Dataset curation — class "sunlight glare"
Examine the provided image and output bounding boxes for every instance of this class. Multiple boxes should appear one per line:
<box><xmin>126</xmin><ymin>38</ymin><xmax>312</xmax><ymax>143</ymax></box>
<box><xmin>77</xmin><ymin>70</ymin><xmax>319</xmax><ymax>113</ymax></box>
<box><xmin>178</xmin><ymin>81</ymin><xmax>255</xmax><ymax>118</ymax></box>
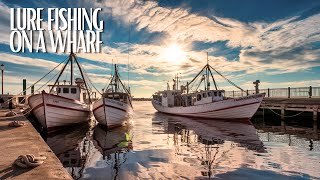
<box><xmin>161</xmin><ymin>44</ymin><xmax>186</xmax><ymax>64</ymax></box>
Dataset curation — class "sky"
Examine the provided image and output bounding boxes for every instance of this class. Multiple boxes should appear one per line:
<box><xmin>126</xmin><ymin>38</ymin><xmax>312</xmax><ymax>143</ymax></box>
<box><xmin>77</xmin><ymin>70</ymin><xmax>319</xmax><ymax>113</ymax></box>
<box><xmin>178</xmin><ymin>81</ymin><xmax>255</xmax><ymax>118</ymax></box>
<box><xmin>0</xmin><ymin>0</ymin><xmax>320</xmax><ymax>97</ymax></box>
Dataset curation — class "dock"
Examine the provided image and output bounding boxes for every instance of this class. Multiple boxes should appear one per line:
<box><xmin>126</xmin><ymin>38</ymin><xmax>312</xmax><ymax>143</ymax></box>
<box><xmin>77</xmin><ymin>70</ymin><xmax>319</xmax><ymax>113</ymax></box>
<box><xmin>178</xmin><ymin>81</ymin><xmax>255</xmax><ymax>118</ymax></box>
<box><xmin>225</xmin><ymin>86</ymin><xmax>320</xmax><ymax>121</ymax></box>
<box><xmin>260</xmin><ymin>98</ymin><xmax>320</xmax><ymax>121</ymax></box>
<box><xmin>0</xmin><ymin>109</ymin><xmax>72</xmax><ymax>180</ymax></box>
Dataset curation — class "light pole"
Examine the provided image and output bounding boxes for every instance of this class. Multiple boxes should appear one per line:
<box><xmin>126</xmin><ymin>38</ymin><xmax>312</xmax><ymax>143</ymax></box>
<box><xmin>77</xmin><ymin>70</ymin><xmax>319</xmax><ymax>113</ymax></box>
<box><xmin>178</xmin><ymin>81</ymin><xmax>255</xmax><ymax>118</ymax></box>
<box><xmin>1</xmin><ymin>64</ymin><xmax>4</xmax><ymax>95</ymax></box>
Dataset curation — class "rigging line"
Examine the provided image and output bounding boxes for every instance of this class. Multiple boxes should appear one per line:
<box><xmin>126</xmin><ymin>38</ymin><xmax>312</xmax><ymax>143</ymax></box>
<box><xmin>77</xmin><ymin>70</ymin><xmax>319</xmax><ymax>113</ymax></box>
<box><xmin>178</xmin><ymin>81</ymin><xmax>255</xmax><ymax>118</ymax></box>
<box><xmin>185</xmin><ymin>65</ymin><xmax>207</xmax><ymax>87</ymax></box>
<box><xmin>15</xmin><ymin>72</ymin><xmax>60</xmax><ymax>106</ymax></box>
<box><xmin>102</xmin><ymin>76</ymin><xmax>112</xmax><ymax>93</ymax></box>
<box><xmin>78</xmin><ymin>62</ymin><xmax>102</xmax><ymax>95</ymax></box>
<box><xmin>189</xmin><ymin>71</ymin><xmax>202</xmax><ymax>91</ymax></box>
<box><xmin>72</xmin><ymin>53</ymin><xmax>92</xmax><ymax>103</ymax></box>
<box><xmin>208</xmin><ymin>64</ymin><xmax>246</xmax><ymax>92</ymax></box>
<box><xmin>4</xmin><ymin>56</ymin><xmax>69</xmax><ymax>104</ymax></box>
<box><xmin>208</xmin><ymin>66</ymin><xmax>218</xmax><ymax>90</ymax></box>
<box><xmin>127</xmin><ymin>21</ymin><xmax>131</xmax><ymax>89</ymax></box>
<box><xmin>50</xmin><ymin>55</ymin><xmax>71</xmax><ymax>93</ymax></box>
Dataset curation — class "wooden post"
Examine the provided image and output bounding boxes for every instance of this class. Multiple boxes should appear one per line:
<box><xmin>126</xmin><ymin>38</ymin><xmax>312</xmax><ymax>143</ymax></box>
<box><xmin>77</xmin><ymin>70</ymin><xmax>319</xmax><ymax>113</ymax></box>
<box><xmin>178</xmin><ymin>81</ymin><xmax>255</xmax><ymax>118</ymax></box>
<box><xmin>309</xmin><ymin>86</ymin><xmax>312</xmax><ymax>98</ymax></box>
<box><xmin>313</xmin><ymin>105</ymin><xmax>318</xmax><ymax>122</ymax></box>
<box><xmin>246</xmin><ymin>89</ymin><xmax>249</xmax><ymax>95</ymax></box>
<box><xmin>313</xmin><ymin>121</ymin><xmax>318</xmax><ymax>133</ymax></box>
<box><xmin>288</xmin><ymin>87</ymin><xmax>290</xmax><ymax>98</ymax></box>
<box><xmin>281</xmin><ymin>105</ymin><xmax>286</xmax><ymax>120</ymax></box>
<box><xmin>267</xmin><ymin>88</ymin><xmax>270</xmax><ymax>97</ymax></box>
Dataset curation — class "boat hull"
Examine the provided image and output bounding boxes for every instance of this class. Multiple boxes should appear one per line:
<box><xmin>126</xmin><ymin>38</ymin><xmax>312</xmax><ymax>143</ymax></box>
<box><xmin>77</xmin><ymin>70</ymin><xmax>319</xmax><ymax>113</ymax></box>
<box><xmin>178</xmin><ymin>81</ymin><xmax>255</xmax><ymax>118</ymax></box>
<box><xmin>92</xmin><ymin>98</ymin><xmax>133</xmax><ymax>128</ymax></box>
<box><xmin>28</xmin><ymin>92</ymin><xmax>91</xmax><ymax>130</ymax></box>
<box><xmin>152</xmin><ymin>93</ymin><xmax>265</xmax><ymax>119</ymax></box>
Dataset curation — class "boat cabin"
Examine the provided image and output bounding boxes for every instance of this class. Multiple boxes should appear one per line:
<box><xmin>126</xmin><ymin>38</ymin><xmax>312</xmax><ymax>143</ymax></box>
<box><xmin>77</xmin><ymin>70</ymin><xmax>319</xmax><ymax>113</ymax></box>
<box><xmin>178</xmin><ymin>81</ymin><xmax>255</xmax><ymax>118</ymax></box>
<box><xmin>192</xmin><ymin>90</ymin><xmax>224</xmax><ymax>105</ymax></box>
<box><xmin>51</xmin><ymin>85</ymin><xmax>85</xmax><ymax>102</ymax></box>
<box><xmin>103</xmin><ymin>92</ymin><xmax>130</xmax><ymax>104</ymax></box>
<box><xmin>153</xmin><ymin>90</ymin><xmax>225</xmax><ymax>107</ymax></box>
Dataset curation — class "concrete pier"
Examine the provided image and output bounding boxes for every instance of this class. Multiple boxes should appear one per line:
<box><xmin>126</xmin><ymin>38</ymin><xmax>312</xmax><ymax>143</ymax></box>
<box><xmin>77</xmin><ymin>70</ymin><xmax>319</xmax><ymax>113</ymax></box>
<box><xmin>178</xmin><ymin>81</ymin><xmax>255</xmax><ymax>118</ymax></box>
<box><xmin>0</xmin><ymin>109</ymin><xmax>72</xmax><ymax>179</ymax></box>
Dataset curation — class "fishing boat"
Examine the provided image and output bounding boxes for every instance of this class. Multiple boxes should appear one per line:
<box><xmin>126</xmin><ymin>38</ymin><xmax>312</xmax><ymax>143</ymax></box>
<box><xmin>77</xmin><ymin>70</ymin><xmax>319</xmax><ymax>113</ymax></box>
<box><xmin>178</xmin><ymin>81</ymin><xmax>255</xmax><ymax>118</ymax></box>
<box><xmin>92</xmin><ymin>65</ymin><xmax>133</xmax><ymax>128</ymax></box>
<box><xmin>28</xmin><ymin>52</ymin><xmax>93</xmax><ymax>131</ymax></box>
<box><xmin>152</xmin><ymin>57</ymin><xmax>265</xmax><ymax>120</ymax></box>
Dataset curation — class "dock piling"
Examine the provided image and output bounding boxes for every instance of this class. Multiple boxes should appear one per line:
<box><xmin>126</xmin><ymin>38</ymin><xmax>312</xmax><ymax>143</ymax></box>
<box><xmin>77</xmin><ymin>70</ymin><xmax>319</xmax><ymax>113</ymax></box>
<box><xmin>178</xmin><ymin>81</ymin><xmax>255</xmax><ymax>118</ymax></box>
<box><xmin>313</xmin><ymin>105</ymin><xmax>318</xmax><ymax>122</ymax></box>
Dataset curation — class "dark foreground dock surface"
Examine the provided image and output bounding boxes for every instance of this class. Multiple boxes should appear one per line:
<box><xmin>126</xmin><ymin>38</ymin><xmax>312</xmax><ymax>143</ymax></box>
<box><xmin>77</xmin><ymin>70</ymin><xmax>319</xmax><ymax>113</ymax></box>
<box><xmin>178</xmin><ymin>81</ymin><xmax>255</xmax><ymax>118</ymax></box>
<box><xmin>0</xmin><ymin>109</ymin><xmax>72</xmax><ymax>180</ymax></box>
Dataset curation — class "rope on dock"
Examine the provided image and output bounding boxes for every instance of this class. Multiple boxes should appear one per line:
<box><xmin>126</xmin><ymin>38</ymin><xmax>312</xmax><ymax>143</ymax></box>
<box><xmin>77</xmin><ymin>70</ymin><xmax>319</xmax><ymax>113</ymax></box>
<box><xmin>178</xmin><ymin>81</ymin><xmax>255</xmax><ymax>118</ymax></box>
<box><xmin>8</xmin><ymin>121</ymin><xmax>25</xmax><ymax>127</ymax></box>
<box><xmin>5</xmin><ymin>111</ymin><xmax>17</xmax><ymax>117</ymax></box>
<box><xmin>14</xmin><ymin>154</ymin><xmax>46</xmax><ymax>168</ymax></box>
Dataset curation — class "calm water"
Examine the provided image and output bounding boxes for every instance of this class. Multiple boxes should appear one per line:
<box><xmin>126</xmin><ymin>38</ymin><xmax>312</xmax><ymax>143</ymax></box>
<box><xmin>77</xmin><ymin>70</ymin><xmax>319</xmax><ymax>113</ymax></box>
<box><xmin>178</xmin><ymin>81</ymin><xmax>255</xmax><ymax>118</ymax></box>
<box><xmin>45</xmin><ymin>101</ymin><xmax>320</xmax><ymax>180</ymax></box>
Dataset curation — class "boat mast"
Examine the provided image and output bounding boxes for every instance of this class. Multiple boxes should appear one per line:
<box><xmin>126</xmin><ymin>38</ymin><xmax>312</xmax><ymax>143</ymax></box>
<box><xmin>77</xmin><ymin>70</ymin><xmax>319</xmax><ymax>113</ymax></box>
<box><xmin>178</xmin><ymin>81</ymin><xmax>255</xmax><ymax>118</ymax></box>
<box><xmin>73</xmin><ymin>53</ymin><xmax>92</xmax><ymax>103</ymax></box>
<box><xmin>206</xmin><ymin>52</ymin><xmax>210</xmax><ymax>90</ymax></box>
<box><xmin>70</xmin><ymin>51</ymin><xmax>73</xmax><ymax>85</ymax></box>
<box><xmin>114</xmin><ymin>64</ymin><xmax>118</xmax><ymax>92</ymax></box>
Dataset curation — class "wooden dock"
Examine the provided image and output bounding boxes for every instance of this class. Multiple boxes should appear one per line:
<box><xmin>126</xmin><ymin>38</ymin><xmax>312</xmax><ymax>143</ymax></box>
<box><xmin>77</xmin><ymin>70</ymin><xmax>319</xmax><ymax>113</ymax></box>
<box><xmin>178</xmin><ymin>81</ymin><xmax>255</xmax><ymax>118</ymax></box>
<box><xmin>260</xmin><ymin>98</ymin><xmax>320</xmax><ymax>121</ymax></box>
<box><xmin>0</xmin><ymin>109</ymin><xmax>72</xmax><ymax>180</ymax></box>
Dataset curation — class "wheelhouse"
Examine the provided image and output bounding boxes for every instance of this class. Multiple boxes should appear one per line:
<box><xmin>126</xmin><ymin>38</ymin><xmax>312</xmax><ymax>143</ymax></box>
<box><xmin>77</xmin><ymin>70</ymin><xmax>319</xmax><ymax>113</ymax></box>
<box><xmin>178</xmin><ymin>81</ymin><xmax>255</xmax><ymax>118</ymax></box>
<box><xmin>153</xmin><ymin>89</ymin><xmax>225</xmax><ymax>107</ymax></box>
<box><xmin>103</xmin><ymin>92</ymin><xmax>130</xmax><ymax>104</ymax></box>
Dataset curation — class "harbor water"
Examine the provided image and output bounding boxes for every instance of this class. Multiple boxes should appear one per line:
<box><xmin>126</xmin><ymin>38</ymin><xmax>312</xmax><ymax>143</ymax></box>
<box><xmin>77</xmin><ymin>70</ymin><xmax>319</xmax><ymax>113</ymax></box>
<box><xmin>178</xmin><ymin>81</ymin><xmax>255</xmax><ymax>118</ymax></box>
<box><xmin>42</xmin><ymin>101</ymin><xmax>319</xmax><ymax>179</ymax></box>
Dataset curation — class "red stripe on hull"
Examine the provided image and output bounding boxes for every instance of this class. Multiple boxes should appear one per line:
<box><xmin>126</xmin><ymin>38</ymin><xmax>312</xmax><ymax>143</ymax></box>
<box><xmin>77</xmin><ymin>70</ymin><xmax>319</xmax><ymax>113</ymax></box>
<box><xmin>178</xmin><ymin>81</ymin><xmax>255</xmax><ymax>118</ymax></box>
<box><xmin>183</xmin><ymin>101</ymin><xmax>260</xmax><ymax>114</ymax></box>
<box><xmin>32</xmin><ymin>103</ymin><xmax>44</xmax><ymax>112</ymax></box>
<box><xmin>46</xmin><ymin>104</ymin><xmax>90</xmax><ymax>113</ymax></box>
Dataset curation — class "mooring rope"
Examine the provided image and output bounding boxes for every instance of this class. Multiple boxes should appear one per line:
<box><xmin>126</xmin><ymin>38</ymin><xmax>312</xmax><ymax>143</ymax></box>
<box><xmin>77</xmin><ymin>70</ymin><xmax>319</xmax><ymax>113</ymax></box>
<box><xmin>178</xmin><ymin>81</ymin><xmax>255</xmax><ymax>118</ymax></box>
<box><xmin>261</xmin><ymin>102</ymin><xmax>305</xmax><ymax>118</ymax></box>
<box><xmin>14</xmin><ymin>154</ymin><xmax>46</xmax><ymax>168</ymax></box>
<box><xmin>8</xmin><ymin>121</ymin><xmax>25</xmax><ymax>127</ymax></box>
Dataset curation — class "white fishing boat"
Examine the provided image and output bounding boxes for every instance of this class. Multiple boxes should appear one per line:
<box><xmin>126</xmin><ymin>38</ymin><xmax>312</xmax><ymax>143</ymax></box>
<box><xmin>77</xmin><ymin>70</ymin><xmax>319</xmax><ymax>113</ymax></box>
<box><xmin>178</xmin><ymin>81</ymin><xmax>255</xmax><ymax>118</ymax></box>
<box><xmin>152</xmin><ymin>58</ymin><xmax>265</xmax><ymax>120</ymax></box>
<box><xmin>93</xmin><ymin>65</ymin><xmax>133</xmax><ymax>128</ymax></box>
<box><xmin>28</xmin><ymin>52</ymin><xmax>93</xmax><ymax>131</ymax></box>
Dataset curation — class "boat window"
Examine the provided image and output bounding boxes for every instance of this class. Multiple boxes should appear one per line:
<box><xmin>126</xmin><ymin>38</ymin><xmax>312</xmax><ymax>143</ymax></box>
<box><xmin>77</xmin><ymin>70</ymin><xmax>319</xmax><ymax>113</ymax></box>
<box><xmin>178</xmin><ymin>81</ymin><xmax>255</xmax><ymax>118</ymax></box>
<box><xmin>57</xmin><ymin>88</ymin><xmax>61</xmax><ymax>93</ymax></box>
<box><xmin>203</xmin><ymin>93</ymin><xmax>207</xmax><ymax>98</ymax></box>
<box><xmin>63</xmin><ymin>88</ymin><xmax>69</xmax><ymax>93</ymax></box>
<box><xmin>71</xmin><ymin>88</ymin><xmax>77</xmax><ymax>94</ymax></box>
<box><xmin>218</xmin><ymin>92</ymin><xmax>222</xmax><ymax>96</ymax></box>
<box><xmin>208</xmin><ymin>92</ymin><xmax>212</xmax><ymax>97</ymax></box>
<box><xmin>214</xmin><ymin>92</ymin><xmax>217</xmax><ymax>96</ymax></box>
<box><xmin>197</xmin><ymin>94</ymin><xmax>201</xmax><ymax>101</ymax></box>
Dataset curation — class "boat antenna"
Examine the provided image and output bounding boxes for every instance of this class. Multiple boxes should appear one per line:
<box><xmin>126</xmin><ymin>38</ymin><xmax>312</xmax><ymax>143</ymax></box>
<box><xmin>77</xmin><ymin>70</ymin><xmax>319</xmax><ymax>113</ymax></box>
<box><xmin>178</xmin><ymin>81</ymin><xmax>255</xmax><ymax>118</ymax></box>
<box><xmin>206</xmin><ymin>52</ymin><xmax>210</xmax><ymax>90</ymax></box>
<box><xmin>127</xmin><ymin>21</ymin><xmax>131</xmax><ymax>90</ymax></box>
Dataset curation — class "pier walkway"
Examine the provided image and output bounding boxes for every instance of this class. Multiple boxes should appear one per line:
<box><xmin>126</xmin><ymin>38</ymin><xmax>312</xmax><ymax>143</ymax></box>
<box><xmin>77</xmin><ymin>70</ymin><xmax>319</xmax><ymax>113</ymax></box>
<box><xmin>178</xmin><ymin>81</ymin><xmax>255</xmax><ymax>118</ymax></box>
<box><xmin>0</xmin><ymin>109</ymin><xmax>72</xmax><ymax>180</ymax></box>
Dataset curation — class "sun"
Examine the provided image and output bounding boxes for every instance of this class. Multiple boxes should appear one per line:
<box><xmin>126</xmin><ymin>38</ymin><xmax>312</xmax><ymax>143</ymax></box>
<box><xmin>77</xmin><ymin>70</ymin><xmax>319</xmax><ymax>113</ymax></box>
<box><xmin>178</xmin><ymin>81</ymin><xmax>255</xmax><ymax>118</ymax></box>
<box><xmin>161</xmin><ymin>44</ymin><xmax>186</xmax><ymax>64</ymax></box>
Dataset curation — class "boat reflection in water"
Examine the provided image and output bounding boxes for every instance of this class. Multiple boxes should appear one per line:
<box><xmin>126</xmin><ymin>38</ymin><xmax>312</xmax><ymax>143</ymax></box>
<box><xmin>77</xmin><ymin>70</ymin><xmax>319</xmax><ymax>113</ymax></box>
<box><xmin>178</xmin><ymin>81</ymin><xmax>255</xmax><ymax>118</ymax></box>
<box><xmin>46</xmin><ymin>101</ymin><xmax>320</xmax><ymax>179</ymax></box>
<box><xmin>46</xmin><ymin>124</ymin><xmax>132</xmax><ymax>179</ymax></box>
<box><xmin>151</xmin><ymin>112</ymin><xmax>266</xmax><ymax>179</ymax></box>
<box><xmin>45</xmin><ymin>124</ymin><xmax>91</xmax><ymax>178</ymax></box>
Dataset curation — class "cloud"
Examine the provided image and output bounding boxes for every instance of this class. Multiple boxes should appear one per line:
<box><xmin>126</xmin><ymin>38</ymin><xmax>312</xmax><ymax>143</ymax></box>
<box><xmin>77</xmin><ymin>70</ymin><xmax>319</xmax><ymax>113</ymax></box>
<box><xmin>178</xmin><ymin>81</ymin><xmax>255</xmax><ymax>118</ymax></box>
<box><xmin>80</xmin><ymin>0</ymin><xmax>320</xmax><ymax>76</ymax></box>
<box><xmin>0</xmin><ymin>53</ymin><xmax>59</xmax><ymax>69</ymax></box>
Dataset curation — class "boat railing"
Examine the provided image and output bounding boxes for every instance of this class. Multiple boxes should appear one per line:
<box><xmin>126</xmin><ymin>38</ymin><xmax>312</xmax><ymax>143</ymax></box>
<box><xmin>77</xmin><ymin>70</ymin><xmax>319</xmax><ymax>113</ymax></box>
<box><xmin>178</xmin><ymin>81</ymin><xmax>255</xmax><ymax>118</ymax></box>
<box><xmin>224</xmin><ymin>86</ymin><xmax>320</xmax><ymax>98</ymax></box>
